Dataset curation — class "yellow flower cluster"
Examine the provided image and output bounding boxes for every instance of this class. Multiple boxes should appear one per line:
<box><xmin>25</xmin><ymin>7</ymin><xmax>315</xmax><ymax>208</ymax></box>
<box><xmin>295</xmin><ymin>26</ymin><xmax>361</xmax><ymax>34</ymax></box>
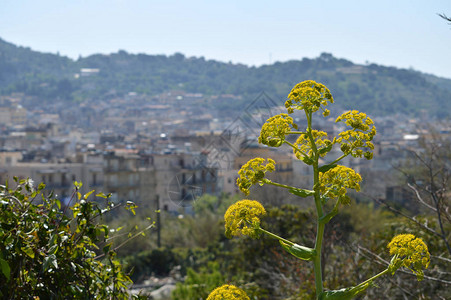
<box><xmin>259</xmin><ymin>113</ymin><xmax>298</xmax><ymax>147</ymax></box>
<box><xmin>335</xmin><ymin>110</ymin><xmax>376</xmax><ymax>159</ymax></box>
<box><xmin>285</xmin><ymin>80</ymin><xmax>334</xmax><ymax>114</ymax></box>
<box><xmin>293</xmin><ymin>130</ymin><xmax>333</xmax><ymax>160</ymax></box>
<box><xmin>387</xmin><ymin>234</ymin><xmax>430</xmax><ymax>281</ymax></box>
<box><xmin>207</xmin><ymin>284</ymin><xmax>250</xmax><ymax>300</ymax></box>
<box><xmin>319</xmin><ymin>165</ymin><xmax>362</xmax><ymax>205</ymax></box>
<box><xmin>224</xmin><ymin>200</ymin><xmax>266</xmax><ymax>239</ymax></box>
<box><xmin>237</xmin><ymin>158</ymin><xmax>275</xmax><ymax>195</ymax></box>
<box><xmin>336</xmin><ymin>110</ymin><xmax>374</xmax><ymax>131</ymax></box>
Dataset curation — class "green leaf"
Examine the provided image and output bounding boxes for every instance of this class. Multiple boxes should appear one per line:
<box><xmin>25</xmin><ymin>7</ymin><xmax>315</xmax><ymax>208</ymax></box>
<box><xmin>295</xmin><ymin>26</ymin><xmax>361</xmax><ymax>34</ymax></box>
<box><xmin>96</xmin><ymin>192</ymin><xmax>108</xmax><ymax>198</ymax></box>
<box><xmin>48</xmin><ymin>244</ymin><xmax>59</xmax><ymax>255</ymax></box>
<box><xmin>0</xmin><ymin>258</ymin><xmax>10</xmax><ymax>280</ymax></box>
<box><xmin>279</xmin><ymin>241</ymin><xmax>315</xmax><ymax>261</ymax></box>
<box><xmin>125</xmin><ymin>201</ymin><xmax>137</xmax><ymax>215</ymax></box>
<box><xmin>103</xmin><ymin>243</ymin><xmax>112</xmax><ymax>255</ymax></box>
<box><xmin>21</xmin><ymin>246</ymin><xmax>35</xmax><ymax>258</ymax></box>
<box><xmin>74</xmin><ymin>181</ymin><xmax>82</xmax><ymax>189</ymax></box>
<box><xmin>319</xmin><ymin>285</ymin><xmax>370</xmax><ymax>300</ymax></box>
<box><xmin>300</xmin><ymin>156</ymin><xmax>314</xmax><ymax>165</ymax></box>
<box><xmin>289</xmin><ymin>188</ymin><xmax>315</xmax><ymax>198</ymax></box>
<box><xmin>38</xmin><ymin>182</ymin><xmax>46</xmax><ymax>190</ymax></box>
<box><xmin>319</xmin><ymin>163</ymin><xmax>337</xmax><ymax>173</ymax></box>
<box><xmin>43</xmin><ymin>254</ymin><xmax>58</xmax><ymax>272</ymax></box>
<box><xmin>48</xmin><ymin>233</ymin><xmax>57</xmax><ymax>247</ymax></box>
<box><xmin>83</xmin><ymin>189</ymin><xmax>95</xmax><ymax>200</ymax></box>
<box><xmin>318</xmin><ymin>144</ymin><xmax>333</xmax><ymax>156</ymax></box>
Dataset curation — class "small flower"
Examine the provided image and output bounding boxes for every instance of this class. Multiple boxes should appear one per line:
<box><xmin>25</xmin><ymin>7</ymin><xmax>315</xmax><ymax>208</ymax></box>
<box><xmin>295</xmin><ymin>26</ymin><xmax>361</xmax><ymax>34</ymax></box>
<box><xmin>259</xmin><ymin>113</ymin><xmax>298</xmax><ymax>147</ymax></box>
<box><xmin>336</xmin><ymin>110</ymin><xmax>376</xmax><ymax>159</ymax></box>
<box><xmin>237</xmin><ymin>158</ymin><xmax>275</xmax><ymax>195</ymax></box>
<box><xmin>207</xmin><ymin>284</ymin><xmax>250</xmax><ymax>300</ymax></box>
<box><xmin>319</xmin><ymin>165</ymin><xmax>362</xmax><ymax>205</ymax></box>
<box><xmin>285</xmin><ymin>80</ymin><xmax>334</xmax><ymax>114</ymax></box>
<box><xmin>387</xmin><ymin>234</ymin><xmax>430</xmax><ymax>281</ymax></box>
<box><xmin>293</xmin><ymin>130</ymin><xmax>333</xmax><ymax>160</ymax></box>
<box><xmin>224</xmin><ymin>200</ymin><xmax>266</xmax><ymax>239</ymax></box>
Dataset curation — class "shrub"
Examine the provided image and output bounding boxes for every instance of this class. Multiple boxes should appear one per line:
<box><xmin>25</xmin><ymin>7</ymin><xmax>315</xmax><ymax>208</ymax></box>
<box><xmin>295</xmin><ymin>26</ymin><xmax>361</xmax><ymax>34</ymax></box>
<box><xmin>0</xmin><ymin>178</ymin><xmax>149</xmax><ymax>299</ymax></box>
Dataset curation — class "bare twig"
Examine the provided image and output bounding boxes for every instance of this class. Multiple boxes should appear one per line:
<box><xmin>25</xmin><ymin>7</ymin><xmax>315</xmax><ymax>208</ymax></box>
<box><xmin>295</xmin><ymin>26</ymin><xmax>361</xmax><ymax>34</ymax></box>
<box><xmin>431</xmin><ymin>255</ymin><xmax>451</xmax><ymax>264</ymax></box>
<box><xmin>94</xmin><ymin>223</ymin><xmax>155</xmax><ymax>260</ymax></box>
<box><xmin>356</xmin><ymin>245</ymin><xmax>451</xmax><ymax>285</ymax></box>
<box><xmin>364</xmin><ymin>192</ymin><xmax>443</xmax><ymax>239</ymax></box>
<box><xmin>438</xmin><ymin>13</ymin><xmax>451</xmax><ymax>23</ymax></box>
<box><xmin>406</xmin><ymin>183</ymin><xmax>436</xmax><ymax>212</ymax></box>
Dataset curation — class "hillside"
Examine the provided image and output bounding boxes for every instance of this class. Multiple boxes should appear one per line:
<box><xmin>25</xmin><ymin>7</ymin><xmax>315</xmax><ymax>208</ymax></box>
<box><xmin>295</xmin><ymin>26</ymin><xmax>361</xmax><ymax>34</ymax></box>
<box><xmin>1</xmin><ymin>38</ymin><xmax>450</xmax><ymax>118</ymax></box>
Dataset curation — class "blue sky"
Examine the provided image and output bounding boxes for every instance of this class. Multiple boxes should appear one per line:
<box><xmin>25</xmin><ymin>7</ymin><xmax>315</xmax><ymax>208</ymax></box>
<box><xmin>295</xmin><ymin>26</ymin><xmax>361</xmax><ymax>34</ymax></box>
<box><xmin>1</xmin><ymin>0</ymin><xmax>451</xmax><ymax>78</ymax></box>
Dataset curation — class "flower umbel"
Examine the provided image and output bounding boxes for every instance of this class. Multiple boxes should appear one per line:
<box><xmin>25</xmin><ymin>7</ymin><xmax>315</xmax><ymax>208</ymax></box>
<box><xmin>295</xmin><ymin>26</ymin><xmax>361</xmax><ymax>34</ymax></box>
<box><xmin>224</xmin><ymin>200</ymin><xmax>266</xmax><ymax>239</ymax></box>
<box><xmin>293</xmin><ymin>130</ymin><xmax>333</xmax><ymax>161</ymax></box>
<box><xmin>285</xmin><ymin>80</ymin><xmax>334</xmax><ymax>114</ymax></box>
<box><xmin>387</xmin><ymin>234</ymin><xmax>430</xmax><ymax>281</ymax></box>
<box><xmin>207</xmin><ymin>284</ymin><xmax>250</xmax><ymax>300</ymax></box>
<box><xmin>335</xmin><ymin>110</ymin><xmax>376</xmax><ymax>159</ymax></box>
<box><xmin>237</xmin><ymin>158</ymin><xmax>275</xmax><ymax>195</ymax></box>
<box><xmin>319</xmin><ymin>165</ymin><xmax>362</xmax><ymax>205</ymax></box>
<box><xmin>259</xmin><ymin>113</ymin><xmax>298</xmax><ymax>147</ymax></box>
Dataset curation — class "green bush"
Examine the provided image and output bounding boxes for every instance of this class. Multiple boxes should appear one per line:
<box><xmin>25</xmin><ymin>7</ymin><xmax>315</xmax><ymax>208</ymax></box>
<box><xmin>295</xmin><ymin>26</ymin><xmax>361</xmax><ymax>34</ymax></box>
<box><xmin>0</xmin><ymin>178</ymin><xmax>148</xmax><ymax>299</ymax></box>
<box><xmin>172</xmin><ymin>262</ymin><xmax>225</xmax><ymax>300</ymax></box>
<box><xmin>124</xmin><ymin>247</ymin><xmax>181</xmax><ymax>282</ymax></box>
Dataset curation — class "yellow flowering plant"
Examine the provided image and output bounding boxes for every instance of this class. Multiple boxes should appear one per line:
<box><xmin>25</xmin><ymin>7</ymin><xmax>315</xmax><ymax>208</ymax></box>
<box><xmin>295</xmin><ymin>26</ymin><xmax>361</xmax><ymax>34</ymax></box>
<box><xmin>335</xmin><ymin>110</ymin><xmax>376</xmax><ymax>159</ymax></box>
<box><xmin>236</xmin><ymin>157</ymin><xmax>276</xmax><ymax>196</ymax></box>
<box><xmin>387</xmin><ymin>234</ymin><xmax>430</xmax><ymax>281</ymax></box>
<box><xmin>206</xmin><ymin>284</ymin><xmax>250</xmax><ymax>300</ymax></box>
<box><xmin>224</xmin><ymin>199</ymin><xmax>266</xmax><ymax>239</ymax></box>
<box><xmin>258</xmin><ymin>113</ymin><xmax>298</xmax><ymax>147</ymax></box>
<box><xmin>208</xmin><ymin>80</ymin><xmax>430</xmax><ymax>300</ymax></box>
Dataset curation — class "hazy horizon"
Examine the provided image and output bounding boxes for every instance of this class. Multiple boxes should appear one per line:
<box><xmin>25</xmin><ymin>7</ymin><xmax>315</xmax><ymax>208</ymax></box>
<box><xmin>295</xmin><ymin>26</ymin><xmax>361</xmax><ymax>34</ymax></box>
<box><xmin>1</xmin><ymin>0</ymin><xmax>451</xmax><ymax>78</ymax></box>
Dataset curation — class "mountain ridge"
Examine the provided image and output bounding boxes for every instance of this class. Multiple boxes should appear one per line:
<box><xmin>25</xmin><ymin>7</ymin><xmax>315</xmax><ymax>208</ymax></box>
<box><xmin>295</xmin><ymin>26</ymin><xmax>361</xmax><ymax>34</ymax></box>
<box><xmin>1</xmin><ymin>37</ymin><xmax>450</xmax><ymax>118</ymax></box>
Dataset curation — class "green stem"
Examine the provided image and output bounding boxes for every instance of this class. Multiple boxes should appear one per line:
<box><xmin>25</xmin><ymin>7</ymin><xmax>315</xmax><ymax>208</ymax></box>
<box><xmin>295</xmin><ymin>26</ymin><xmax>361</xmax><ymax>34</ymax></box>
<box><xmin>257</xmin><ymin>227</ymin><xmax>294</xmax><ymax>246</ymax></box>
<box><xmin>314</xmin><ymin>221</ymin><xmax>325</xmax><ymax>298</ymax></box>
<box><xmin>327</xmin><ymin>153</ymin><xmax>348</xmax><ymax>166</ymax></box>
<box><xmin>287</xmin><ymin>131</ymin><xmax>307</xmax><ymax>135</ymax></box>
<box><xmin>305</xmin><ymin>110</ymin><xmax>325</xmax><ymax>298</ymax></box>
<box><xmin>320</xmin><ymin>199</ymin><xmax>340</xmax><ymax>224</ymax></box>
<box><xmin>284</xmin><ymin>140</ymin><xmax>310</xmax><ymax>159</ymax></box>
<box><xmin>262</xmin><ymin>178</ymin><xmax>294</xmax><ymax>190</ymax></box>
<box><xmin>351</xmin><ymin>268</ymin><xmax>390</xmax><ymax>293</ymax></box>
<box><xmin>306</xmin><ymin>111</ymin><xmax>318</xmax><ymax>155</ymax></box>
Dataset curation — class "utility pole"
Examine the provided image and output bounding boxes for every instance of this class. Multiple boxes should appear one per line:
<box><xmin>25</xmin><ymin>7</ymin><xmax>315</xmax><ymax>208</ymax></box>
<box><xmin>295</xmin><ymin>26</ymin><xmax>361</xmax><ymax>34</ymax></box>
<box><xmin>156</xmin><ymin>195</ymin><xmax>161</xmax><ymax>248</ymax></box>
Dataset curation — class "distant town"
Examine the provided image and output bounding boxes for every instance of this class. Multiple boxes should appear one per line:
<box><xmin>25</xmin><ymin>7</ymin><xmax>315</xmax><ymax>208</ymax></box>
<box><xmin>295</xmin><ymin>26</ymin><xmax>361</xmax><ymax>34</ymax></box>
<box><xmin>1</xmin><ymin>75</ymin><xmax>450</xmax><ymax>213</ymax></box>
